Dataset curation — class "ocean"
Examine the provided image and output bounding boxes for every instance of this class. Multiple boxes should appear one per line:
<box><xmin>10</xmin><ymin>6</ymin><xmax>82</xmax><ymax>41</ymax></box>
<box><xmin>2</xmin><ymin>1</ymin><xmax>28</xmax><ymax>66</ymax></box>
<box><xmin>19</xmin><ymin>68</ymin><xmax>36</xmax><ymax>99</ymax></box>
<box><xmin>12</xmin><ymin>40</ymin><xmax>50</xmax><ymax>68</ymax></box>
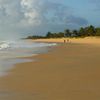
<box><xmin>0</xmin><ymin>40</ymin><xmax>56</xmax><ymax>76</ymax></box>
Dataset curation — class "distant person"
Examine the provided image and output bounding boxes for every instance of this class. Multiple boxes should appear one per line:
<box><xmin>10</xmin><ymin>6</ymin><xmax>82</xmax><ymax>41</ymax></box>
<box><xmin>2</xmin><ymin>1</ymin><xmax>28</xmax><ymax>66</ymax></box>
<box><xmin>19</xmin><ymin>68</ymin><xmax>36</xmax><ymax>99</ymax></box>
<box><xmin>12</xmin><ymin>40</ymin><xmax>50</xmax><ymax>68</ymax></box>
<box><xmin>64</xmin><ymin>39</ymin><xmax>66</xmax><ymax>43</ymax></box>
<box><xmin>67</xmin><ymin>39</ymin><xmax>69</xmax><ymax>43</ymax></box>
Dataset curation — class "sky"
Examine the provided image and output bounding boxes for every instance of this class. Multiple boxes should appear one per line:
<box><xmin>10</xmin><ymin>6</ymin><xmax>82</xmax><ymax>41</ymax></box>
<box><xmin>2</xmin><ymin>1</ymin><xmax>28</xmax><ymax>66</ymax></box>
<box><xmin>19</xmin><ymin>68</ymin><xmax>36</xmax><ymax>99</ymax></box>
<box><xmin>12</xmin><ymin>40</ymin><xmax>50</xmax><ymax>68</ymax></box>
<box><xmin>0</xmin><ymin>0</ymin><xmax>100</xmax><ymax>39</ymax></box>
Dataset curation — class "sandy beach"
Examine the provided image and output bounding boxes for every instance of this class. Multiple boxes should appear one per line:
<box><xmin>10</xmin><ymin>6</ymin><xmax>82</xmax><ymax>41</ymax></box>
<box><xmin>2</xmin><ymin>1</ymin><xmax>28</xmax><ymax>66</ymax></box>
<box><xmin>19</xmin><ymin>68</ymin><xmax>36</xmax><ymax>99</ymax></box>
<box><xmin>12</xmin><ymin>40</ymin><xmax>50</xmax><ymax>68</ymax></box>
<box><xmin>32</xmin><ymin>37</ymin><xmax>100</xmax><ymax>45</ymax></box>
<box><xmin>1</xmin><ymin>38</ymin><xmax>100</xmax><ymax>100</ymax></box>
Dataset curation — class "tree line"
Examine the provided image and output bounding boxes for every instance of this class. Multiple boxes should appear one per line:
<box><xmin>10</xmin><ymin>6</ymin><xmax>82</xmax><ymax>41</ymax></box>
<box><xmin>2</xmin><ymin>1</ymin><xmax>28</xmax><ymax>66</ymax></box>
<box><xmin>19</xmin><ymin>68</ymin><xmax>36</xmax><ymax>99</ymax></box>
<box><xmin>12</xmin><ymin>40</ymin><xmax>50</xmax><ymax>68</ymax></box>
<box><xmin>26</xmin><ymin>25</ymin><xmax>100</xmax><ymax>39</ymax></box>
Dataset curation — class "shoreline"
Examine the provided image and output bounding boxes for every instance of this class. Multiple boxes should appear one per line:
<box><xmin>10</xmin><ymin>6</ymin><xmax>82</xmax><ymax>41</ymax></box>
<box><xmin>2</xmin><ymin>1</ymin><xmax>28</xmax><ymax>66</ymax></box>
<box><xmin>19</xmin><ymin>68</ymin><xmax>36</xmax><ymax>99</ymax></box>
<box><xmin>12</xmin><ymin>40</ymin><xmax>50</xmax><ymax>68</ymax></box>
<box><xmin>0</xmin><ymin>42</ymin><xmax>57</xmax><ymax>77</ymax></box>
<box><xmin>1</xmin><ymin>39</ymin><xmax>100</xmax><ymax>99</ymax></box>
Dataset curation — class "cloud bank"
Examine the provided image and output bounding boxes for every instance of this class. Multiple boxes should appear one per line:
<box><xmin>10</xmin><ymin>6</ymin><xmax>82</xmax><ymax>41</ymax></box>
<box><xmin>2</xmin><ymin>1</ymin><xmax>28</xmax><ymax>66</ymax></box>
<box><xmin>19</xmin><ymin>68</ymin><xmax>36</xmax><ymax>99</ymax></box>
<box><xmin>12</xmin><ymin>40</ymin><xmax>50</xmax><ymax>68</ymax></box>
<box><xmin>0</xmin><ymin>0</ymin><xmax>88</xmax><ymax>39</ymax></box>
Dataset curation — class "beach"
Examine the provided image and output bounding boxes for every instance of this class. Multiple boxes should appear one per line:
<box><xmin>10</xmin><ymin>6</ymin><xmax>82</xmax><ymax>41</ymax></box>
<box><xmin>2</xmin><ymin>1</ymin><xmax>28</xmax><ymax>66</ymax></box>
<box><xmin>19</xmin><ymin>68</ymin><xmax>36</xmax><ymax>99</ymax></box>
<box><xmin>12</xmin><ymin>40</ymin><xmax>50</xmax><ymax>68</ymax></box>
<box><xmin>1</xmin><ymin>38</ymin><xmax>100</xmax><ymax>100</ymax></box>
<box><xmin>32</xmin><ymin>37</ymin><xmax>100</xmax><ymax>45</ymax></box>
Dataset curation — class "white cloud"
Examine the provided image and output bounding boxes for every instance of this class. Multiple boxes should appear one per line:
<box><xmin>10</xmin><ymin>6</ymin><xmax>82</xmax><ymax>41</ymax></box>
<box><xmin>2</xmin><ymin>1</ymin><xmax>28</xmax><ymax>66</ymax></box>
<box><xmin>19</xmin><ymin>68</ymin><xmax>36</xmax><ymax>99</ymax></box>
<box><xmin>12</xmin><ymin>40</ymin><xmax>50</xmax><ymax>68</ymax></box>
<box><xmin>20</xmin><ymin>0</ymin><xmax>42</xmax><ymax>26</ymax></box>
<box><xmin>0</xmin><ymin>0</ymin><xmax>88</xmax><ymax>39</ymax></box>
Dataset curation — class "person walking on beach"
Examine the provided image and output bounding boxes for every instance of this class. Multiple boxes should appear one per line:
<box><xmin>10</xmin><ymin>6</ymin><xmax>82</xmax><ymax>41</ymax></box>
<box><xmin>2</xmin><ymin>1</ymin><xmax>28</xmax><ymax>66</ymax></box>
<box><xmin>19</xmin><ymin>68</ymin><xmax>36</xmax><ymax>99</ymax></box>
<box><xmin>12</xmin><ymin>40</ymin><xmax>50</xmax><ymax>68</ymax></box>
<box><xmin>64</xmin><ymin>39</ymin><xmax>70</xmax><ymax>43</ymax></box>
<box><xmin>64</xmin><ymin>39</ymin><xmax>66</xmax><ymax>43</ymax></box>
<box><xmin>67</xmin><ymin>39</ymin><xmax>69</xmax><ymax>43</ymax></box>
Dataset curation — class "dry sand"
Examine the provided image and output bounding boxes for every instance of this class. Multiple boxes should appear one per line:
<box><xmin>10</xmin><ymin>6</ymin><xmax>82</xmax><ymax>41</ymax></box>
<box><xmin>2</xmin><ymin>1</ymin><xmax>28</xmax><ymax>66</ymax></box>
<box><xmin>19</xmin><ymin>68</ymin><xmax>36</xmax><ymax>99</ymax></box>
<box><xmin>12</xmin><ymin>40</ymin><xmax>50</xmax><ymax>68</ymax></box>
<box><xmin>32</xmin><ymin>37</ymin><xmax>100</xmax><ymax>45</ymax></box>
<box><xmin>1</xmin><ymin>38</ymin><xmax>100</xmax><ymax>100</ymax></box>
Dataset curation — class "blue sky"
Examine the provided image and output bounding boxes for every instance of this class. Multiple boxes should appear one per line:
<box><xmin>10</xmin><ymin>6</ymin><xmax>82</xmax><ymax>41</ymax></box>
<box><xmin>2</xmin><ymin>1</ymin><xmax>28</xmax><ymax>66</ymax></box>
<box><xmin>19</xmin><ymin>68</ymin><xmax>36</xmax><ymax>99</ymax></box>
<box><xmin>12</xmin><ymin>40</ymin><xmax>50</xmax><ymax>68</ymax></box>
<box><xmin>0</xmin><ymin>0</ymin><xmax>100</xmax><ymax>39</ymax></box>
<box><xmin>57</xmin><ymin>0</ymin><xmax>100</xmax><ymax>26</ymax></box>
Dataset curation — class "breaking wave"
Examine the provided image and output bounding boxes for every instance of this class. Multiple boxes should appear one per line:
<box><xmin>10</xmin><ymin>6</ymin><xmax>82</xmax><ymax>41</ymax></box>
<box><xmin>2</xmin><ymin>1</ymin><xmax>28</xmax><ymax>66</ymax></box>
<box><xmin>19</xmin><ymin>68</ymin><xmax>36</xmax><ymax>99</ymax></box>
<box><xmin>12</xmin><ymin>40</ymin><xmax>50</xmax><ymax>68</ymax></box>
<box><xmin>0</xmin><ymin>41</ymin><xmax>10</xmax><ymax>50</ymax></box>
<box><xmin>0</xmin><ymin>40</ymin><xmax>57</xmax><ymax>50</ymax></box>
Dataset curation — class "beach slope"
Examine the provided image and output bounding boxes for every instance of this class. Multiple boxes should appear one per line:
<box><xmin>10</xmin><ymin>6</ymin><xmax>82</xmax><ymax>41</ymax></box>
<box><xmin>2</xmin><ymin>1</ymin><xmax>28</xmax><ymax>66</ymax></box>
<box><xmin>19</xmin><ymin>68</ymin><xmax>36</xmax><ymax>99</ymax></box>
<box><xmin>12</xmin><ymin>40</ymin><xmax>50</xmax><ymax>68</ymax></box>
<box><xmin>1</xmin><ymin>43</ymin><xmax>100</xmax><ymax>100</ymax></box>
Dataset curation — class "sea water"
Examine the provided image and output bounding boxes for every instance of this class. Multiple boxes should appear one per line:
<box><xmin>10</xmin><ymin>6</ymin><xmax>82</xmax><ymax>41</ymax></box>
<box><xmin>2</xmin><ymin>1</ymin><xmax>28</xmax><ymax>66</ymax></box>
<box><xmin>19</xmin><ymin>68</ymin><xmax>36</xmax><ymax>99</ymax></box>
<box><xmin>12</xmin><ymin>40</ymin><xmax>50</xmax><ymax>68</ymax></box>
<box><xmin>0</xmin><ymin>40</ymin><xmax>56</xmax><ymax>76</ymax></box>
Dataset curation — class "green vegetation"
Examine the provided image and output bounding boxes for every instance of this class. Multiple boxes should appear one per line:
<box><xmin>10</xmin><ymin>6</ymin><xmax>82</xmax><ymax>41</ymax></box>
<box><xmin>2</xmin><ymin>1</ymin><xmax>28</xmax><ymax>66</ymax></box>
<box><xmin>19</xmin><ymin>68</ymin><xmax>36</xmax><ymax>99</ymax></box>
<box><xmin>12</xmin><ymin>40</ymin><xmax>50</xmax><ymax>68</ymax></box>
<box><xmin>26</xmin><ymin>25</ymin><xmax>100</xmax><ymax>39</ymax></box>
<box><xmin>26</xmin><ymin>35</ymin><xmax>46</xmax><ymax>39</ymax></box>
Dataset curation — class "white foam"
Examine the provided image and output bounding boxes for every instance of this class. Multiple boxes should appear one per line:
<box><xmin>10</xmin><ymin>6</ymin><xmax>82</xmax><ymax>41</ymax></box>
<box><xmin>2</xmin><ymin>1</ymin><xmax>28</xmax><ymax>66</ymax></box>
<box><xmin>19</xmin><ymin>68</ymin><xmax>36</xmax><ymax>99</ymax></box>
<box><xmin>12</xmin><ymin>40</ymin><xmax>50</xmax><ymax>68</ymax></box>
<box><xmin>0</xmin><ymin>40</ymin><xmax>56</xmax><ymax>50</ymax></box>
<box><xmin>0</xmin><ymin>42</ymin><xmax>10</xmax><ymax>50</ymax></box>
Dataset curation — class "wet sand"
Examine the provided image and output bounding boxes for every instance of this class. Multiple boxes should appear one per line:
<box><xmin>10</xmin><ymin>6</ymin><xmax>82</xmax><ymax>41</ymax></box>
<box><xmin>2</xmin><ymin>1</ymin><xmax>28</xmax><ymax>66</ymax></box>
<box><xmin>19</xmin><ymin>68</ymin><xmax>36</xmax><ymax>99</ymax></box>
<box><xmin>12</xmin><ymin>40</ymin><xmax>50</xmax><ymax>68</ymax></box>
<box><xmin>1</xmin><ymin>43</ymin><xmax>100</xmax><ymax>100</ymax></box>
